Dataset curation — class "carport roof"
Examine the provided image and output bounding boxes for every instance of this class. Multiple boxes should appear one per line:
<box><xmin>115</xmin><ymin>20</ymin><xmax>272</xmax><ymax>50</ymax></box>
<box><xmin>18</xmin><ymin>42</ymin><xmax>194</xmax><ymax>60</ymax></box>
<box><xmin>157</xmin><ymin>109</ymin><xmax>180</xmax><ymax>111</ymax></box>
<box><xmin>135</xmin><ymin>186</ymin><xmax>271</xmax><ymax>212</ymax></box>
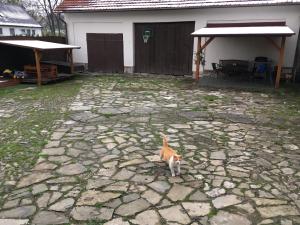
<box><xmin>0</xmin><ymin>40</ymin><xmax>80</xmax><ymax>50</ymax></box>
<box><xmin>192</xmin><ymin>25</ymin><xmax>295</xmax><ymax>37</ymax></box>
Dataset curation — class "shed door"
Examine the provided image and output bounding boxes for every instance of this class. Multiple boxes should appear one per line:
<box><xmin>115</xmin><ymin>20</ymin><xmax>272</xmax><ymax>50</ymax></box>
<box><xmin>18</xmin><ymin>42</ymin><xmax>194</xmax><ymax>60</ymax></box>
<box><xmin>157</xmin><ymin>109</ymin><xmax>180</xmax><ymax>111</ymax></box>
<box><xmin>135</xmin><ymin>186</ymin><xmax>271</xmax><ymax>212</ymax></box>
<box><xmin>135</xmin><ymin>22</ymin><xmax>195</xmax><ymax>75</ymax></box>
<box><xmin>87</xmin><ymin>33</ymin><xmax>124</xmax><ymax>73</ymax></box>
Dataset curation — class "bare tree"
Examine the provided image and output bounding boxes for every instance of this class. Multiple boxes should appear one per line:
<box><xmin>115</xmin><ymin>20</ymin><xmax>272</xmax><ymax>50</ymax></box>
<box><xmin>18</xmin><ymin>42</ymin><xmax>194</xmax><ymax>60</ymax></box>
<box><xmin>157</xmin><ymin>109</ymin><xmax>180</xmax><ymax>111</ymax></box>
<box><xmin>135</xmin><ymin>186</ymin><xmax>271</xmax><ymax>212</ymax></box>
<box><xmin>36</xmin><ymin>0</ymin><xmax>64</xmax><ymax>36</ymax></box>
<box><xmin>0</xmin><ymin>0</ymin><xmax>23</xmax><ymax>4</ymax></box>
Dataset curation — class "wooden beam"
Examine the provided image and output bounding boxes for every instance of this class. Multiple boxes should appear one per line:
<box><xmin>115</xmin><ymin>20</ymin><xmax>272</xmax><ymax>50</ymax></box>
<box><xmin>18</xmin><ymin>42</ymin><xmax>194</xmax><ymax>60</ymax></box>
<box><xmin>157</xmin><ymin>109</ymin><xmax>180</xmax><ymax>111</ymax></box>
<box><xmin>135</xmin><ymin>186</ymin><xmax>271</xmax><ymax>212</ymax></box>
<box><xmin>195</xmin><ymin>37</ymin><xmax>202</xmax><ymax>80</ymax></box>
<box><xmin>265</xmin><ymin>36</ymin><xmax>280</xmax><ymax>51</ymax></box>
<box><xmin>68</xmin><ymin>49</ymin><xmax>74</xmax><ymax>74</ymax></box>
<box><xmin>200</xmin><ymin>37</ymin><xmax>215</xmax><ymax>51</ymax></box>
<box><xmin>34</xmin><ymin>49</ymin><xmax>42</xmax><ymax>86</ymax></box>
<box><xmin>195</xmin><ymin>37</ymin><xmax>214</xmax><ymax>80</ymax></box>
<box><xmin>275</xmin><ymin>36</ymin><xmax>286</xmax><ymax>88</ymax></box>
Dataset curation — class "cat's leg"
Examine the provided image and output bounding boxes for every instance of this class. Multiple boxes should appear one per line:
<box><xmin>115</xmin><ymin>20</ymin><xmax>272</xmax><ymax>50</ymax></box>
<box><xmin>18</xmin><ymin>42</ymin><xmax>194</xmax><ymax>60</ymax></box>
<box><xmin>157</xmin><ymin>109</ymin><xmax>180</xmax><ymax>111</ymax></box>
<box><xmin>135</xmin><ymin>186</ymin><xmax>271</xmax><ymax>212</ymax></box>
<box><xmin>168</xmin><ymin>157</ymin><xmax>176</xmax><ymax>177</ymax></box>
<box><xmin>176</xmin><ymin>162</ymin><xmax>181</xmax><ymax>176</ymax></box>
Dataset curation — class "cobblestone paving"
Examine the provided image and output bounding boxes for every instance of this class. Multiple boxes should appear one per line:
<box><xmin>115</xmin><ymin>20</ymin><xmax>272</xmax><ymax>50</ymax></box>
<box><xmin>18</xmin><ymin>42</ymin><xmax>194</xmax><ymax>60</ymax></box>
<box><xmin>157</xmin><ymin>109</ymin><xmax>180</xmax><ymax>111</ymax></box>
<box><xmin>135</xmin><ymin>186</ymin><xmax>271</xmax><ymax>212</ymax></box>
<box><xmin>0</xmin><ymin>76</ymin><xmax>300</xmax><ymax>225</ymax></box>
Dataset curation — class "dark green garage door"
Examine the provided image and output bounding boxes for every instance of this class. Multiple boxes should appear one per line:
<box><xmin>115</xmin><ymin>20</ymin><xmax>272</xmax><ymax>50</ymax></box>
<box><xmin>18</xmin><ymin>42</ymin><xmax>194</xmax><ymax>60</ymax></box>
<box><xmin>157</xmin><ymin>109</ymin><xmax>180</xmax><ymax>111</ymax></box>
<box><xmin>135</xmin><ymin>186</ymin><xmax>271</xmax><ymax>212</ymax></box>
<box><xmin>134</xmin><ymin>22</ymin><xmax>195</xmax><ymax>75</ymax></box>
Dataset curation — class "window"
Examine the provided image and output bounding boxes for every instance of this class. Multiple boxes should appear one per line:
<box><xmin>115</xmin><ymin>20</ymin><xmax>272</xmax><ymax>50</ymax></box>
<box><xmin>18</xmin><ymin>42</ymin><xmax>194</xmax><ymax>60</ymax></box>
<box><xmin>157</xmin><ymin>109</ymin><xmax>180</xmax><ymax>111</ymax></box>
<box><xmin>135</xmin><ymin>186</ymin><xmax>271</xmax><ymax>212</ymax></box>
<box><xmin>21</xmin><ymin>29</ymin><xmax>26</xmax><ymax>35</ymax></box>
<box><xmin>32</xmin><ymin>30</ymin><xmax>35</xmax><ymax>36</ymax></box>
<box><xmin>9</xmin><ymin>28</ymin><xmax>15</xmax><ymax>36</ymax></box>
<box><xmin>26</xmin><ymin>29</ymin><xmax>30</xmax><ymax>36</ymax></box>
<box><xmin>0</xmin><ymin>28</ymin><xmax>2</xmax><ymax>35</ymax></box>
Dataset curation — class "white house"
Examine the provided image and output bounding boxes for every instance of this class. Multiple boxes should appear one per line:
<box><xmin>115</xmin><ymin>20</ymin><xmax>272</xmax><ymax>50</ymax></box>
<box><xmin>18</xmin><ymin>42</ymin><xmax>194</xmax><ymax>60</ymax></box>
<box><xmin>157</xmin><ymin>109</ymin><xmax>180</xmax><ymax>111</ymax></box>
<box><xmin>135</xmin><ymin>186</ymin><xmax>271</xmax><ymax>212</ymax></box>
<box><xmin>56</xmin><ymin>0</ymin><xmax>300</xmax><ymax>76</ymax></box>
<box><xmin>0</xmin><ymin>4</ymin><xmax>42</xmax><ymax>37</ymax></box>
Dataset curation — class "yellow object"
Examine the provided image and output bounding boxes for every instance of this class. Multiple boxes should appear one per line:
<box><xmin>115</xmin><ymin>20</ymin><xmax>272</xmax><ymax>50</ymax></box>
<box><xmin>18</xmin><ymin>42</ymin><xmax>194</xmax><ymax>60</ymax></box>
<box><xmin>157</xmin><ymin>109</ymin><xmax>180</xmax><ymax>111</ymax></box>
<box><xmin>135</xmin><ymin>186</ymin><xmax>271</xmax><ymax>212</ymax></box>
<box><xmin>3</xmin><ymin>69</ymin><xmax>12</xmax><ymax>74</ymax></box>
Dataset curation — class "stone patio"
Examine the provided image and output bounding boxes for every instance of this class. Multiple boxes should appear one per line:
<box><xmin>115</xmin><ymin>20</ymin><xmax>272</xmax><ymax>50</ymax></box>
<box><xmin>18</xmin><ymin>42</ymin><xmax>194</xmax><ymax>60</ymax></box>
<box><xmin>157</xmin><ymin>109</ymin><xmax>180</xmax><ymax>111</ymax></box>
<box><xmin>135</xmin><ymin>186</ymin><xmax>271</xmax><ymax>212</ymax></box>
<box><xmin>0</xmin><ymin>75</ymin><xmax>299</xmax><ymax>225</ymax></box>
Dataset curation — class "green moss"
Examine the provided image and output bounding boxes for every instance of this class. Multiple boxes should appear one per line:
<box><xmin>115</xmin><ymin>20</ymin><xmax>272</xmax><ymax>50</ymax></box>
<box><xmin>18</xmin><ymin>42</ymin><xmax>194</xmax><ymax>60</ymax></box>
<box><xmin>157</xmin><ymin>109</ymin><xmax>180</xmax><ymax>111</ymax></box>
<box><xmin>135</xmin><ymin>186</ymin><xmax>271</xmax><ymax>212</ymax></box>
<box><xmin>219</xmin><ymin>134</ymin><xmax>230</xmax><ymax>143</ymax></box>
<box><xmin>160</xmin><ymin>218</ymin><xmax>168</xmax><ymax>225</ymax></box>
<box><xmin>191</xmin><ymin>106</ymin><xmax>202</xmax><ymax>111</ymax></box>
<box><xmin>102</xmin><ymin>113</ymin><xmax>114</xmax><ymax>118</ymax></box>
<box><xmin>207</xmin><ymin>208</ymin><xmax>218</xmax><ymax>218</ymax></box>
<box><xmin>203</xmin><ymin>95</ymin><xmax>220</xmax><ymax>102</ymax></box>
<box><xmin>240</xmin><ymin>188</ymin><xmax>247</xmax><ymax>194</ymax></box>
<box><xmin>94</xmin><ymin>202</ymin><xmax>103</xmax><ymax>208</ymax></box>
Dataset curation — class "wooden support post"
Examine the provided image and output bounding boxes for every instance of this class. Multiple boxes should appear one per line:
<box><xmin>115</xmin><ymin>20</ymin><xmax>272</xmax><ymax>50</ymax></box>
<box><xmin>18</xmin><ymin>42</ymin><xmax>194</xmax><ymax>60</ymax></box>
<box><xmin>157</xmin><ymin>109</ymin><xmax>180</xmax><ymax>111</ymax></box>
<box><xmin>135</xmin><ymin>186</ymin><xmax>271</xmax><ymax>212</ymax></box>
<box><xmin>68</xmin><ymin>49</ymin><xmax>74</xmax><ymax>74</ymax></box>
<box><xmin>275</xmin><ymin>36</ymin><xmax>286</xmax><ymax>89</ymax></box>
<box><xmin>265</xmin><ymin>36</ymin><xmax>280</xmax><ymax>51</ymax></box>
<box><xmin>201</xmin><ymin>37</ymin><xmax>214</xmax><ymax>51</ymax></box>
<box><xmin>195</xmin><ymin>37</ymin><xmax>201</xmax><ymax>80</ymax></box>
<box><xmin>34</xmin><ymin>49</ymin><xmax>42</xmax><ymax>86</ymax></box>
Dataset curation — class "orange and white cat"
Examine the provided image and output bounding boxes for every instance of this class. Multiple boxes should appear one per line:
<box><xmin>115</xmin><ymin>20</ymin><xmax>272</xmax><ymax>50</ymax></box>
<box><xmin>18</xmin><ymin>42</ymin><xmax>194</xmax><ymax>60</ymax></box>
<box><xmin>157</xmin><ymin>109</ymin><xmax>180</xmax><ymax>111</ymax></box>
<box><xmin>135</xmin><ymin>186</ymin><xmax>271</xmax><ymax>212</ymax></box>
<box><xmin>159</xmin><ymin>135</ymin><xmax>182</xmax><ymax>177</ymax></box>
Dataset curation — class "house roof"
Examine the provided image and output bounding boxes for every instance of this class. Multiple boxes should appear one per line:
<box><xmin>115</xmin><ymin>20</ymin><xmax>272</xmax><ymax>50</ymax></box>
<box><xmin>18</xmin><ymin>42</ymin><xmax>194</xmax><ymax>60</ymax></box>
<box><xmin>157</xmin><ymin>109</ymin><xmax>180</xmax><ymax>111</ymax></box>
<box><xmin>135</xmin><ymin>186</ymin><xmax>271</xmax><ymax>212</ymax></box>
<box><xmin>55</xmin><ymin>0</ymin><xmax>300</xmax><ymax>12</ymax></box>
<box><xmin>0</xmin><ymin>4</ymin><xmax>42</xmax><ymax>28</ymax></box>
<box><xmin>0</xmin><ymin>40</ymin><xmax>80</xmax><ymax>50</ymax></box>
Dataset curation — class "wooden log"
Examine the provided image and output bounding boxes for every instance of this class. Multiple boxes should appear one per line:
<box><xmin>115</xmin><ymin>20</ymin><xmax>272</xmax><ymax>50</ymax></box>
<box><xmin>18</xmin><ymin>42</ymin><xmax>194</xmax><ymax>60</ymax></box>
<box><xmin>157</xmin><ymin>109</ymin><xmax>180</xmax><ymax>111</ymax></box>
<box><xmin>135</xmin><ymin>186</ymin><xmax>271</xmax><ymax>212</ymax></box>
<box><xmin>195</xmin><ymin>37</ymin><xmax>201</xmax><ymax>80</ymax></box>
<box><xmin>201</xmin><ymin>37</ymin><xmax>214</xmax><ymax>51</ymax></box>
<box><xmin>34</xmin><ymin>49</ymin><xmax>42</xmax><ymax>86</ymax></box>
<box><xmin>68</xmin><ymin>49</ymin><xmax>74</xmax><ymax>74</ymax></box>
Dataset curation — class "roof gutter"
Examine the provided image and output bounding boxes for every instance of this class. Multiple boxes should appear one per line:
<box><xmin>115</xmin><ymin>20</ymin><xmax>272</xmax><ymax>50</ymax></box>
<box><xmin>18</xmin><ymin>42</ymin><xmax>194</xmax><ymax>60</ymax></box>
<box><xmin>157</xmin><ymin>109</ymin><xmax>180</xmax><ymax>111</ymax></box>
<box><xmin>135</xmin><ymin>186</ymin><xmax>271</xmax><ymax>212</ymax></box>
<box><xmin>0</xmin><ymin>23</ymin><xmax>42</xmax><ymax>28</ymax></box>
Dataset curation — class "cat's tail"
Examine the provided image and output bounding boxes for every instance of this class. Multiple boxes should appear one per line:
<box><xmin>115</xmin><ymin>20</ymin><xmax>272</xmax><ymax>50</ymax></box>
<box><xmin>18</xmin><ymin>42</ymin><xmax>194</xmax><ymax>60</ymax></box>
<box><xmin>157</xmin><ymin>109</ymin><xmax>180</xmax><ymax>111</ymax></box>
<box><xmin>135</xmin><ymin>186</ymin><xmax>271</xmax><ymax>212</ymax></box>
<box><xmin>160</xmin><ymin>133</ymin><xmax>169</xmax><ymax>147</ymax></box>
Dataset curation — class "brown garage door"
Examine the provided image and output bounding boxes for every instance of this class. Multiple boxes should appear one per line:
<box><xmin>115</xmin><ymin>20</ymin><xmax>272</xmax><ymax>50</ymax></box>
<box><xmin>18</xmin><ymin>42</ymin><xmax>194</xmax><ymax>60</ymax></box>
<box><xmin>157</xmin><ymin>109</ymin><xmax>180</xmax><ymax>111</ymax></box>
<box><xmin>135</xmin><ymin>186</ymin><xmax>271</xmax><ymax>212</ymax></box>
<box><xmin>87</xmin><ymin>33</ymin><xmax>124</xmax><ymax>73</ymax></box>
<box><xmin>135</xmin><ymin>22</ymin><xmax>195</xmax><ymax>75</ymax></box>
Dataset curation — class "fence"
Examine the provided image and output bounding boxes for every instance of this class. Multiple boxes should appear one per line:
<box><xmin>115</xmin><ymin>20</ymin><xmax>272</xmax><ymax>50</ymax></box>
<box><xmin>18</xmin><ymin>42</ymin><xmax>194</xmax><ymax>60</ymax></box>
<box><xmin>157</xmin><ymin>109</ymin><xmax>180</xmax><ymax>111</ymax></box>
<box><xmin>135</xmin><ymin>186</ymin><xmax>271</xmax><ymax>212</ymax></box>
<box><xmin>0</xmin><ymin>36</ymin><xmax>67</xmax><ymax>72</ymax></box>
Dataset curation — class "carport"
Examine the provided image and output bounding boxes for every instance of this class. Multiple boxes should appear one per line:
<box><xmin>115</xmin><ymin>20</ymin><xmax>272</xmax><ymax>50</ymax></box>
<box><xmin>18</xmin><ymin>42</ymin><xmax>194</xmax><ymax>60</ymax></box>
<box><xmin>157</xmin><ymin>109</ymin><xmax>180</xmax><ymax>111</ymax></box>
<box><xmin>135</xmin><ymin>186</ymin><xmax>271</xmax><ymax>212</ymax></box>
<box><xmin>192</xmin><ymin>22</ymin><xmax>295</xmax><ymax>88</ymax></box>
<box><xmin>0</xmin><ymin>40</ymin><xmax>80</xmax><ymax>86</ymax></box>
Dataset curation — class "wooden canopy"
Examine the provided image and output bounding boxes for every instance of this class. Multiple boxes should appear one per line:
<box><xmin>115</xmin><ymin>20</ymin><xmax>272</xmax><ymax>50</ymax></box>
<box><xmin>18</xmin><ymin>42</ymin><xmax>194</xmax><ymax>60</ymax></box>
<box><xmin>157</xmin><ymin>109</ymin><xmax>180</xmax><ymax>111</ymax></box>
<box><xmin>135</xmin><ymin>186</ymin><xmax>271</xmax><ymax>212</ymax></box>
<box><xmin>191</xmin><ymin>21</ymin><xmax>295</xmax><ymax>88</ymax></box>
<box><xmin>0</xmin><ymin>40</ymin><xmax>80</xmax><ymax>86</ymax></box>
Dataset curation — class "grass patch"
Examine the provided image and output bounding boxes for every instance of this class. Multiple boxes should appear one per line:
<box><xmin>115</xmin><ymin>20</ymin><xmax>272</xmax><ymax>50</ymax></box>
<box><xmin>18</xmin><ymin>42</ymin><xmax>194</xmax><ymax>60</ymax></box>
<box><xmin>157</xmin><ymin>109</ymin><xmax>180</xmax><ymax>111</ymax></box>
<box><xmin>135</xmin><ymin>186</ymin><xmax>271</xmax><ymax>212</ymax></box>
<box><xmin>219</xmin><ymin>134</ymin><xmax>230</xmax><ymax>143</ymax></box>
<box><xmin>0</xmin><ymin>77</ymin><xmax>83</xmax><ymax>182</ymax></box>
<box><xmin>86</xmin><ymin>219</ymin><xmax>105</xmax><ymax>225</ymax></box>
<box><xmin>191</xmin><ymin>105</ymin><xmax>208</xmax><ymax>112</ymax></box>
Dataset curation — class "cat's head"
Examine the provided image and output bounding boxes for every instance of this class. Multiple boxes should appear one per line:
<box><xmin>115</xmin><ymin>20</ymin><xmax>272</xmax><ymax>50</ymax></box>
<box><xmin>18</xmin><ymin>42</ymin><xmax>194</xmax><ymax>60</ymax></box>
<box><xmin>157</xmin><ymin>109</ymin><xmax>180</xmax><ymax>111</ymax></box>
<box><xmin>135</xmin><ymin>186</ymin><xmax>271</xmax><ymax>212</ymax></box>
<box><xmin>174</xmin><ymin>155</ymin><xmax>182</xmax><ymax>164</ymax></box>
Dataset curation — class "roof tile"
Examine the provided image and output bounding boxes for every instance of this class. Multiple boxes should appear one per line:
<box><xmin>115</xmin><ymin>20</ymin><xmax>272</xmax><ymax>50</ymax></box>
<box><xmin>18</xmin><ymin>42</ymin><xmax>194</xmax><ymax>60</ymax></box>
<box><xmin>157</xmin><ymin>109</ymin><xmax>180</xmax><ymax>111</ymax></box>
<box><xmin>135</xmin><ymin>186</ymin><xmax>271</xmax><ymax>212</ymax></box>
<box><xmin>0</xmin><ymin>4</ymin><xmax>41</xmax><ymax>28</ymax></box>
<box><xmin>55</xmin><ymin>0</ymin><xmax>300</xmax><ymax>12</ymax></box>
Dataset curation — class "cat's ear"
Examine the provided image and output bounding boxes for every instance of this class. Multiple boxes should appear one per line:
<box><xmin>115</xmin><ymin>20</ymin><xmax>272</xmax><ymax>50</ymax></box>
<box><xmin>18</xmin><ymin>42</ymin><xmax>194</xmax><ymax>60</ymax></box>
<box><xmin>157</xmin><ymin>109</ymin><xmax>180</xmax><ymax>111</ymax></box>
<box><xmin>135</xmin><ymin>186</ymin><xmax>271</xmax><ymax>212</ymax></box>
<box><xmin>175</xmin><ymin>155</ymin><xmax>182</xmax><ymax>161</ymax></box>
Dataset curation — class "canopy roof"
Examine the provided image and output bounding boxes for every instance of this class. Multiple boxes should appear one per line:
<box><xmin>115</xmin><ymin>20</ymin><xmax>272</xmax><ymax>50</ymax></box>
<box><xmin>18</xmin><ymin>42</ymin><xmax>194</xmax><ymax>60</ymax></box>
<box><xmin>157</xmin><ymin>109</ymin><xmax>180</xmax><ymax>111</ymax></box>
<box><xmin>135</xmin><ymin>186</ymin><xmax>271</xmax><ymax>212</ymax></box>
<box><xmin>0</xmin><ymin>40</ymin><xmax>80</xmax><ymax>50</ymax></box>
<box><xmin>192</xmin><ymin>25</ymin><xmax>295</xmax><ymax>37</ymax></box>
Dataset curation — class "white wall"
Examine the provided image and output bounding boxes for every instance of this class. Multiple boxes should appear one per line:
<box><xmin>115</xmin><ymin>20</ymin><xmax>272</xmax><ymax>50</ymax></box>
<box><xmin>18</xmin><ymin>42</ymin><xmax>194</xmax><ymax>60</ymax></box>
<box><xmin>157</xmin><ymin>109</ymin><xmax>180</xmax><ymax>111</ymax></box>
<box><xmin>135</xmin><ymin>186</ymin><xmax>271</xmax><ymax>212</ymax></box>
<box><xmin>65</xmin><ymin>5</ymin><xmax>300</xmax><ymax>72</ymax></box>
<box><xmin>0</xmin><ymin>26</ymin><xmax>42</xmax><ymax>37</ymax></box>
